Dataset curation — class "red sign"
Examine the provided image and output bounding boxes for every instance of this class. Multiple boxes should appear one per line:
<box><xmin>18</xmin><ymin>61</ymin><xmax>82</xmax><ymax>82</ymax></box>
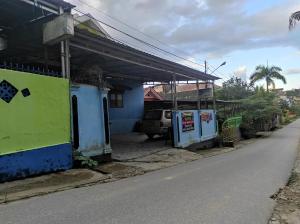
<box><xmin>182</xmin><ymin>112</ymin><xmax>195</xmax><ymax>132</ymax></box>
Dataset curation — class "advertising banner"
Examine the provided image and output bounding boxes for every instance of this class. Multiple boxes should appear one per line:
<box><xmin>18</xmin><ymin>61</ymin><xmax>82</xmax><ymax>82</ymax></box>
<box><xmin>182</xmin><ymin>112</ymin><xmax>195</xmax><ymax>132</ymax></box>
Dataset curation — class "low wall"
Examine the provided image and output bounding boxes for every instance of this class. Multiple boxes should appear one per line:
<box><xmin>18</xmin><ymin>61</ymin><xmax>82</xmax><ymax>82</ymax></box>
<box><xmin>0</xmin><ymin>69</ymin><xmax>72</xmax><ymax>182</ymax></box>
<box><xmin>172</xmin><ymin>110</ymin><xmax>217</xmax><ymax>148</ymax></box>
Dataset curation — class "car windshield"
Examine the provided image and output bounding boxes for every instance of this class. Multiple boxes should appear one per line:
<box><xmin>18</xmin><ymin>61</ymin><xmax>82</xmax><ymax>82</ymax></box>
<box><xmin>144</xmin><ymin>110</ymin><xmax>162</xmax><ymax>120</ymax></box>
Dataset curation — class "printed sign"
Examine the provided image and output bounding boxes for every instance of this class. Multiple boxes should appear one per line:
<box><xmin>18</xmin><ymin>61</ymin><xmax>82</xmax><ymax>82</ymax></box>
<box><xmin>201</xmin><ymin>112</ymin><xmax>213</xmax><ymax>123</ymax></box>
<box><xmin>182</xmin><ymin>112</ymin><xmax>195</xmax><ymax>132</ymax></box>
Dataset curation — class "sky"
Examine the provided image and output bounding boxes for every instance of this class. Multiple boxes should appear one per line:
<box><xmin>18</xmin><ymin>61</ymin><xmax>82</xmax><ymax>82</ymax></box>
<box><xmin>69</xmin><ymin>0</ymin><xmax>300</xmax><ymax>90</ymax></box>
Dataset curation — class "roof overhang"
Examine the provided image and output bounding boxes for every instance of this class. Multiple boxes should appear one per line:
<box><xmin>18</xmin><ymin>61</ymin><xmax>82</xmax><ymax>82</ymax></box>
<box><xmin>0</xmin><ymin>0</ymin><xmax>75</xmax><ymax>39</ymax></box>
<box><xmin>0</xmin><ymin>0</ymin><xmax>219</xmax><ymax>84</ymax></box>
<box><xmin>70</xmin><ymin>30</ymin><xmax>220</xmax><ymax>83</ymax></box>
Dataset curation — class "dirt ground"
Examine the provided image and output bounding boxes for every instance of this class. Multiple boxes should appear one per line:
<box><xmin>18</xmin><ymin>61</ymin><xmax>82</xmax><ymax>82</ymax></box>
<box><xmin>0</xmin><ymin>169</ymin><xmax>108</xmax><ymax>203</ymax></box>
<box><xmin>269</xmin><ymin>144</ymin><xmax>300</xmax><ymax>224</ymax></box>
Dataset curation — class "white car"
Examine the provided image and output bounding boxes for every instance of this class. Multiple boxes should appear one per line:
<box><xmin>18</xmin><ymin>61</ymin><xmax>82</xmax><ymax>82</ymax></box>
<box><xmin>142</xmin><ymin>109</ymin><xmax>172</xmax><ymax>139</ymax></box>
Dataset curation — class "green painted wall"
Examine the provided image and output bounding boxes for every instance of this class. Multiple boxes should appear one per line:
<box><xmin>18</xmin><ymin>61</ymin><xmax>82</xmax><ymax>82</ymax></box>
<box><xmin>0</xmin><ymin>69</ymin><xmax>70</xmax><ymax>156</ymax></box>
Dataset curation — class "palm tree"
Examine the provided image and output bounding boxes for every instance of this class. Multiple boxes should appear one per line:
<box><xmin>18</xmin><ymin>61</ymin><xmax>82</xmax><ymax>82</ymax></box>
<box><xmin>250</xmin><ymin>65</ymin><xmax>286</xmax><ymax>92</ymax></box>
<box><xmin>289</xmin><ymin>11</ymin><xmax>300</xmax><ymax>30</ymax></box>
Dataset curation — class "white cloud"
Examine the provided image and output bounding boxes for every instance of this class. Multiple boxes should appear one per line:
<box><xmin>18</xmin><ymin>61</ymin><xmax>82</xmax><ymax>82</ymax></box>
<box><xmin>69</xmin><ymin>0</ymin><xmax>300</xmax><ymax>62</ymax></box>
<box><xmin>286</xmin><ymin>68</ymin><xmax>300</xmax><ymax>75</ymax></box>
<box><xmin>234</xmin><ymin>66</ymin><xmax>247</xmax><ymax>80</ymax></box>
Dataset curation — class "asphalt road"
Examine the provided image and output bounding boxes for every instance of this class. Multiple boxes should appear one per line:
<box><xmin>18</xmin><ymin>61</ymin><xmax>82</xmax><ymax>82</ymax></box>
<box><xmin>1</xmin><ymin>120</ymin><xmax>300</xmax><ymax>224</ymax></box>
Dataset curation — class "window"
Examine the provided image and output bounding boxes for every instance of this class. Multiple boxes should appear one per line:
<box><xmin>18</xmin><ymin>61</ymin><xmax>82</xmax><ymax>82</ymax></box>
<box><xmin>164</xmin><ymin>110</ymin><xmax>172</xmax><ymax>119</ymax></box>
<box><xmin>109</xmin><ymin>92</ymin><xmax>123</xmax><ymax>108</ymax></box>
<box><xmin>144</xmin><ymin>110</ymin><xmax>162</xmax><ymax>120</ymax></box>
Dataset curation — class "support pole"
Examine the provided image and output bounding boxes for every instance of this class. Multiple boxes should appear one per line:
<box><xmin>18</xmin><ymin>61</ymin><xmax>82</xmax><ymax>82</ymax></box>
<box><xmin>171</xmin><ymin>80</ymin><xmax>174</xmax><ymax>106</ymax></box>
<box><xmin>59</xmin><ymin>7</ymin><xmax>66</xmax><ymax>78</ymax></box>
<box><xmin>173</xmin><ymin>74</ymin><xmax>178</xmax><ymax>110</ymax></box>
<box><xmin>212</xmin><ymin>80</ymin><xmax>216</xmax><ymax>111</ymax></box>
<box><xmin>196</xmin><ymin>79</ymin><xmax>200</xmax><ymax>110</ymax></box>
<box><xmin>60</xmin><ymin>41</ymin><xmax>66</xmax><ymax>78</ymax></box>
<box><xmin>64</xmin><ymin>39</ymin><xmax>70</xmax><ymax>79</ymax></box>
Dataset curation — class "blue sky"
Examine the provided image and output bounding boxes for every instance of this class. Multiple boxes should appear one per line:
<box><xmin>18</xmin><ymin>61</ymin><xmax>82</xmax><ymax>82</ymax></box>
<box><xmin>71</xmin><ymin>0</ymin><xmax>300</xmax><ymax>90</ymax></box>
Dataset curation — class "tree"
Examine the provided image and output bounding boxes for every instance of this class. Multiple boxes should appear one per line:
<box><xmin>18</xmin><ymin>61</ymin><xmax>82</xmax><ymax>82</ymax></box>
<box><xmin>289</xmin><ymin>11</ymin><xmax>300</xmax><ymax>30</ymax></box>
<box><xmin>250</xmin><ymin>65</ymin><xmax>286</xmax><ymax>92</ymax></box>
<box><xmin>216</xmin><ymin>77</ymin><xmax>254</xmax><ymax>100</ymax></box>
<box><xmin>240</xmin><ymin>89</ymin><xmax>281</xmax><ymax>136</ymax></box>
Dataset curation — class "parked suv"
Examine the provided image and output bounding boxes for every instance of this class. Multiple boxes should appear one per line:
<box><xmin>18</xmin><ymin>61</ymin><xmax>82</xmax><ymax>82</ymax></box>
<box><xmin>142</xmin><ymin>109</ymin><xmax>172</xmax><ymax>139</ymax></box>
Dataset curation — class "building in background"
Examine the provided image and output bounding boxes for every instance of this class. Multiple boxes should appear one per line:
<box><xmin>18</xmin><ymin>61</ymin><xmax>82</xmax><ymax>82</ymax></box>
<box><xmin>150</xmin><ymin>83</ymin><xmax>220</xmax><ymax>101</ymax></box>
<box><xmin>144</xmin><ymin>87</ymin><xmax>164</xmax><ymax>101</ymax></box>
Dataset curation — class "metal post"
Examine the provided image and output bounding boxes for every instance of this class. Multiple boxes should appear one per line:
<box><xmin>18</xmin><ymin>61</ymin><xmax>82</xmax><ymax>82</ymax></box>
<box><xmin>65</xmin><ymin>39</ymin><xmax>70</xmax><ymax>79</ymax></box>
<box><xmin>171</xmin><ymin>80</ymin><xmax>174</xmax><ymax>106</ymax></box>
<box><xmin>60</xmin><ymin>41</ymin><xmax>66</xmax><ymax>78</ymax></box>
<box><xmin>212</xmin><ymin>80</ymin><xmax>216</xmax><ymax>111</ymax></box>
<box><xmin>196</xmin><ymin>79</ymin><xmax>200</xmax><ymax>110</ymax></box>
<box><xmin>59</xmin><ymin>7</ymin><xmax>66</xmax><ymax>78</ymax></box>
<box><xmin>173</xmin><ymin>74</ymin><xmax>178</xmax><ymax>110</ymax></box>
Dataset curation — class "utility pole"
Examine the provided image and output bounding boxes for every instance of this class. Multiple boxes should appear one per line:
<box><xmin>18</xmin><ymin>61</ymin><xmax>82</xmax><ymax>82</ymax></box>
<box><xmin>205</xmin><ymin>60</ymin><xmax>216</xmax><ymax>111</ymax></box>
<box><xmin>206</xmin><ymin>61</ymin><xmax>226</xmax><ymax>111</ymax></box>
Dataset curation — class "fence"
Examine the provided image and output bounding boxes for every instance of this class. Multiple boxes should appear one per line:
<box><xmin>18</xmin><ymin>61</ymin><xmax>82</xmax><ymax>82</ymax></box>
<box><xmin>172</xmin><ymin>110</ymin><xmax>218</xmax><ymax>148</ymax></box>
<box><xmin>0</xmin><ymin>61</ymin><xmax>61</xmax><ymax>77</ymax></box>
<box><xmin>222</xmin><ymin>116</ymin><xmax>242</xmax><ymax>144</ymax></box>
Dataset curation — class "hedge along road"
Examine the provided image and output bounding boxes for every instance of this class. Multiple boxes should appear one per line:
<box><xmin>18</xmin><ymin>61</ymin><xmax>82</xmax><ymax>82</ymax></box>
<box><xmin>1</xmin><ymin>120</ymin><xmax>299</xmax><ymax>224</ymax></box>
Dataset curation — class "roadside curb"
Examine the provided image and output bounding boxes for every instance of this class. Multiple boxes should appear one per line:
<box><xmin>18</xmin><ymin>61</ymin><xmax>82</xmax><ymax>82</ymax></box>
<box><xmin>0</xmin><ymin>132</ymin><xmax>274</xmax><ymax>205</ymax></box>
<box><xmin>268</xmin><ymin>136</ymin><xmax>300</xmax><ymax>223</ymax></box>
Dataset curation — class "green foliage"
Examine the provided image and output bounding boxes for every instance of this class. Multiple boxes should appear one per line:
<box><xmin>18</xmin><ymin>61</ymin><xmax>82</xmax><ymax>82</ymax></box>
<box><xmin>74</xmin><ymin>151</ymin><xmax>98</xmax><ymax>168</ymax></box>
<box><xmin>216</xmin><ymin>77</ymin><xmax>254</xmax><ymax>100</ymax></box>
<box><xmin>240</xmin><ymin>89</ymin><xmax>281</xmax><ymax>133</ymax></box>
<box><xmin>289</xmin><ymin>11</ymin><xmax>300</xmax><ymax>30</ymax></box>
<box><xmin>216</xmin><ymin>68</ymin><xmax>287</xmax><ymax>138</ymax></box>
<box><xmin>250</xmin><ymin>65</ymin><xmax>286</xmax><ymax>91</ymax></box>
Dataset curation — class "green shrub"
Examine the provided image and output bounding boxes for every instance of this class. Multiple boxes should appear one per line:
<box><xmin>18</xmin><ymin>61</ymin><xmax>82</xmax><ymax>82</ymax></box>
<box><xmin>240</xmin><ymin>89</ymin><xmax>281</xmax><ymax>133</ymax></box>
<box><xmin>74</xmin><ymin>151</ymin><xmax>98</xmax><ymax>168</ymax></box>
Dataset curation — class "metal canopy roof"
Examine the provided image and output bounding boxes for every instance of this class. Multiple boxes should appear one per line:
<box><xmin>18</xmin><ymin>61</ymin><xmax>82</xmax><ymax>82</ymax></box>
<box><xmin>0</xmin><ymin>0</ymin><xmax>219</xmax><ymax>83</ymax></box>
<box><xmin>70</xmin><ymin>30</ymin><xmax>220</xmax><ymax>82</ymax></box>
<box><xmin>0</xmin><ymin>0</ymin><xmax>74</xmax><ymax>36</ymax></box>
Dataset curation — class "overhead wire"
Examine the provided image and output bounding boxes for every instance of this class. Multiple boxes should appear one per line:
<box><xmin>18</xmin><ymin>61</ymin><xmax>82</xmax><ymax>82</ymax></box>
<box><xmin>73</xmin><ymin>6</ymin><xmax>230</xmax><ymax>80</ymax></box>
<box><xmin>72</xmin><ymin>0</ymin><xmax>207</xmax><ymax>69</ymax></box>
<box><xmin>73</xmin><ymin>8</ymin><xmax>208</xmax><ymax>71</ymax></box>
<box><xmin>72</xmin><ymin>16</ymin><xmax>198</xmax><ymax>68</ymax></box>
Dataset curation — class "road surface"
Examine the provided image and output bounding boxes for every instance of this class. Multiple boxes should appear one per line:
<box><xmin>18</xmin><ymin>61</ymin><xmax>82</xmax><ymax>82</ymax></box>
<box><xmin>1</xmin><ymin>120</ymin><xmax>300</xmax><ymax>224</ymax></box>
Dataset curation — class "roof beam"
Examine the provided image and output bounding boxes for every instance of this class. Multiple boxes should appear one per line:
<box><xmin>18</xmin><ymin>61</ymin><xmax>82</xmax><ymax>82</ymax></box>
<box><xmin>70</xmin><ymin>42</ymin><xmax>198</xmax><ymax>81</ymax></box>
<box><xmin>19</xmin><ymin>0</ymin><xmax>59</xmax><ymax>14</ymax></box>
<box><xmin>72</xmin><ymin>32</ymin><xmax>218</xmax><ymax>81</ymax></box>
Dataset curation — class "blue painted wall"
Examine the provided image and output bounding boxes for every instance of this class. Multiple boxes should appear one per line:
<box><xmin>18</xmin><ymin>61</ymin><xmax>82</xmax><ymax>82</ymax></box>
<box><xmin>172</xmin><ymin>110</ymin><xmax>217</xmax><ymax>148</ymax></box>
<box><xmin>0</xmin><ymin>143</ymin><xmax>72</xmax><ymax>183</ymax></box>
<box><xmin>200</xmin><ymin>110</ymin><xmax>218</xmax><ymax>141</ymax></box>
<box><xmin>108</xmin><ymin>80</ymin><xmax>144</xmax><ymax>134</ymax></box>
<box><xmin>71</xmin><ymin>84</ymin><xmax>111</xmax><ymax>157</ymax></box>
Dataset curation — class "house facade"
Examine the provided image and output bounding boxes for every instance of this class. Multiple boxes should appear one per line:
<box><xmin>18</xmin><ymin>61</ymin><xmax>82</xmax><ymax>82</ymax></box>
<box><xmin>0</xmin><ymin>0</ymin><xmax>218</xmax><ymax>182</ymax></box>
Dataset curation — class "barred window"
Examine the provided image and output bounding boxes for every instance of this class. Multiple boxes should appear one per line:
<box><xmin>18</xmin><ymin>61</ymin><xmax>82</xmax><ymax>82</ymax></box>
<box><xmin>109</xmin><ymin>92</ymin><xmax>123</xmax><ymax>108</ymax></box>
